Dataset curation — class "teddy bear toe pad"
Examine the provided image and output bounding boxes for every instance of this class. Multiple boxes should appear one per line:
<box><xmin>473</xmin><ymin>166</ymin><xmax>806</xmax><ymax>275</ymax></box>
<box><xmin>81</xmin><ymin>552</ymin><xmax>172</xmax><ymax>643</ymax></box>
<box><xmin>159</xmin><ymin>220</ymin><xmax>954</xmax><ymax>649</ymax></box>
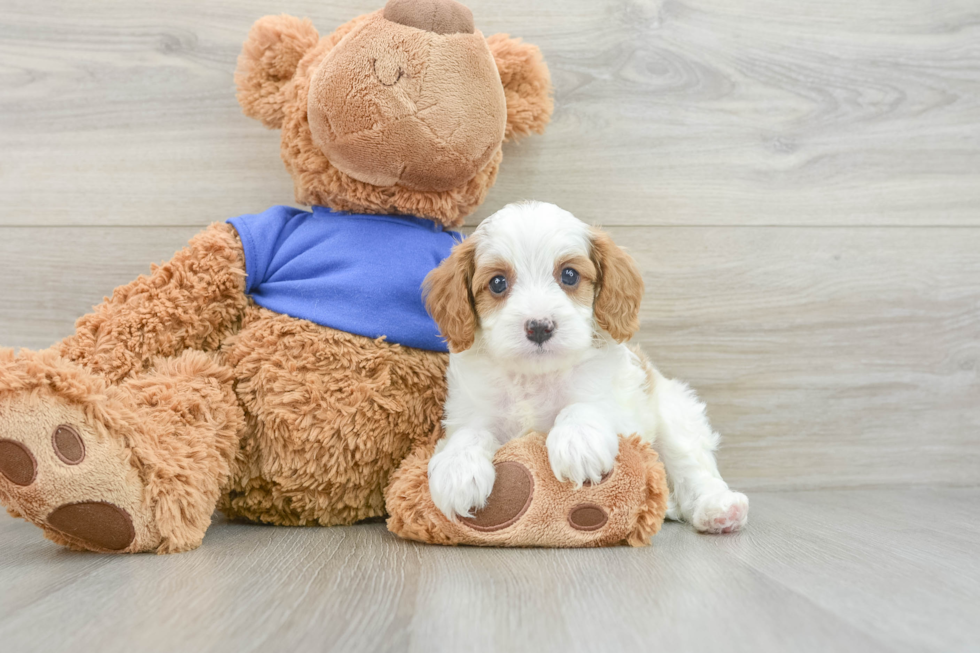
<box><xmin>51</xmin><ymin>424</ymin><xmax>85</xmax><ymax>465</ymax></box>
<box><xmin>568</xmin><ymin>503</ymin><xmax>609</xmax><ymax>531</ymax></box>
<box><xmin>0</xmin><ymin>438</ymin><xmax>37</xmax><ymax>486</ymax></box>
<box><xmin>461</xmin><ymin>461</ymin><xmax>533</xmax><ymax>532</ymax></box>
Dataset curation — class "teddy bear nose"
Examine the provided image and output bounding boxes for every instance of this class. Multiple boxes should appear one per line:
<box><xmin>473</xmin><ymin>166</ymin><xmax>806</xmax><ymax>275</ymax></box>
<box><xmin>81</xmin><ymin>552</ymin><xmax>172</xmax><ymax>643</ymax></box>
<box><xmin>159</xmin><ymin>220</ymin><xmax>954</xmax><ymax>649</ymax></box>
<box><xmin>383</xmin><ymin>0</ymin><xmax>475</xmax><ymax>35</ymax></box>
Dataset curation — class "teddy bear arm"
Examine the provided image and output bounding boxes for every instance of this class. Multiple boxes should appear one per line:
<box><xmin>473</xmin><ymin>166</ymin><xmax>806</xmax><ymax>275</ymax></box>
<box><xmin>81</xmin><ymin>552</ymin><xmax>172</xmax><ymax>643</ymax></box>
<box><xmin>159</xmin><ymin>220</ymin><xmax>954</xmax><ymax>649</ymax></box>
<box><xmin>56</xmin><ymin>222</ymin><xmax>249</xmax><ymax>384</ymax></box>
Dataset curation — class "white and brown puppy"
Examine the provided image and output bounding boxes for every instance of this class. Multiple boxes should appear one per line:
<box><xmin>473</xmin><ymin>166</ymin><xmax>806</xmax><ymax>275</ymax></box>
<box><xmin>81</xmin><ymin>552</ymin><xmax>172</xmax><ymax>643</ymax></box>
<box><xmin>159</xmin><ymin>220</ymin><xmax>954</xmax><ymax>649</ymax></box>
<box><xmin>424</xmin><ymin>201</ymin><xmax>748</xmax><ymax>533</ymax></box>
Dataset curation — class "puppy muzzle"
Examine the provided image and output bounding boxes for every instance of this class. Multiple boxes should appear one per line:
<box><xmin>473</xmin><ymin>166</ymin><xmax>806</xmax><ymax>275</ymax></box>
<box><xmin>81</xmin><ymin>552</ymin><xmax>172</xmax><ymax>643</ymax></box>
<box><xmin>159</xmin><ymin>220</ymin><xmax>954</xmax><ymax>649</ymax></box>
<box><xmin>524</xmin><ymin>319</ymin><xmax>556</xmax><ymax>344</ymax></box>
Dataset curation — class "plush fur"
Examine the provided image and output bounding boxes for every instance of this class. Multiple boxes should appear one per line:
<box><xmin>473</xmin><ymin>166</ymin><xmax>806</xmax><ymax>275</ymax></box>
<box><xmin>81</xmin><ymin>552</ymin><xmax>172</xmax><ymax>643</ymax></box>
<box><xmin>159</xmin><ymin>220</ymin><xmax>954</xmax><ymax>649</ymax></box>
<box><xmin>0</xmin><ymin>347</ymin><xmax>241</xmax><ymax>553</ymax></box>
<box><xmin>423</xmin><ymin>201</ymin><xmax>750</xmax><ymax>534</ymax></box>
<box><xmin>0</xmin><ymin>0</ymin><xmax>552</xmax><ymax>553</ymax></box>
<box><xmin>238</xmin><ymin>4</ymin><xmax>552</xmax><ymax>227</ymax></box>
<box><xmin>386</xmin><ymin>432</ymin><xmax>669</xmax><ymax>547</ymax></box>
<box><xmin>219</xmin><ymin>306</ymin><xmax>446</xmax><ymax>527</ymax></box>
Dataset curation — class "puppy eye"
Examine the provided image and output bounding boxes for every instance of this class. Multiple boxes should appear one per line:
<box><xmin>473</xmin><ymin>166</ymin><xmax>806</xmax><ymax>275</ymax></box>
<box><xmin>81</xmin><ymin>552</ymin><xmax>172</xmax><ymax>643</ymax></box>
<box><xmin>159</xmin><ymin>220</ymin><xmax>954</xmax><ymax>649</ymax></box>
<box><xmin>489</xmin><ymin>275</ymin><xmax>508</xmax><ymax>295</ymax></box>
<box><xmin>560</xmin><ymin>268</ymin><xmax>580</xmax><ymax>286</ymax></box>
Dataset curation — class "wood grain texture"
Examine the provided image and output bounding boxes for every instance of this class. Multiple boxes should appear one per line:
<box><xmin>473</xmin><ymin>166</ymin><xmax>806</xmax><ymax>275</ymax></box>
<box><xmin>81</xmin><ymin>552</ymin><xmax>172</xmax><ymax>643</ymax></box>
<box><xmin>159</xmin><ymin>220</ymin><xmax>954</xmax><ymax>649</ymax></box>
<box><xmin>2</xmin><ymin>3</ymin><xmax>978</xmax><ymax>652</ymax></box>
<box><xmin>1</xmin><ymin>226</ymin><xmax>977</xmax><ymax>490</ymax></box>
<box><xmin>0</xmin><ymin>0</ymin><xmax>979</xmax><ymax>226</ymax></box>
<box><xmin>0</xmin><ymin>488</ymin><xmax>977</xmax><ymax>653</ymax></box>
<box><xmin>618</xmin><ymin>225</ymin><xmax>980</xmax><ymax>490</ymax></box>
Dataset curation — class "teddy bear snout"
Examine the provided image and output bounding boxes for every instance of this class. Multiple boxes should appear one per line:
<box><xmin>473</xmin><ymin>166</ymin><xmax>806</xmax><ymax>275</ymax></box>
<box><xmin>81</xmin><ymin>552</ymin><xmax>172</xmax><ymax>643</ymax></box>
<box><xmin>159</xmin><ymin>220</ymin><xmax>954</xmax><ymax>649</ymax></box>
<box><xmin>372</xmin><ymin>57</ymin><xmax>405</xmax><ymax>87</ymax></box>
<box><xmin>383</xmin><ymin>0</ymin><xmax>474</xmax><ymax>35</ymax></box>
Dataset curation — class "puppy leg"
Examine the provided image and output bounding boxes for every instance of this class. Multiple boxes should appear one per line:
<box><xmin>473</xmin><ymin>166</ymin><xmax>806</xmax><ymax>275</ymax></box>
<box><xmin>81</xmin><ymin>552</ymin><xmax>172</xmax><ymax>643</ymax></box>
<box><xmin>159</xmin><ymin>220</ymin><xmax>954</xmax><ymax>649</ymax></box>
<box><xmin>652</xmin><ymin>378</ymin><xmax>748</xmax><ymax>533</ymax></box>
<box><xmin>547</xmin><ymin>403</ymin><xmax>620</xmax><ymax>487</ymax></box>
<box><xmin>428</xmin><ymin>427</ymin><xmax>498</xmax><ymax>521</ymax></box>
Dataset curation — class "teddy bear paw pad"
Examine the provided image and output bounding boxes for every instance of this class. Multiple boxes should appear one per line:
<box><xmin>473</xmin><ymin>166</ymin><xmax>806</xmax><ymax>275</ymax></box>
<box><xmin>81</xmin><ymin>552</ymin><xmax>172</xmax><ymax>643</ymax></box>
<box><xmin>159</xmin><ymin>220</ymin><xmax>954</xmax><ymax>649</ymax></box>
<box><xmin>0</xmin><ymin>438</ymin><xmax>38</xmax><ymax>486</ymax></box>
<box><xmin>461</xmin><ymin>461</ymin><xmax>533</xmax><ymax>532</ymax></box>
<box><xmin>568</xmin><ymin>503</ymin><xmax>609</xmax><ymax>532</ymax></box>
<box><xmin>46</xmin><ymin>501</ymin><xmax>135</xmax><ymax>551</ymax></box>
<box><xmin>51</xmin><ymin>424</ymin><xmax>85</xmax><ymax>465</ymax></box>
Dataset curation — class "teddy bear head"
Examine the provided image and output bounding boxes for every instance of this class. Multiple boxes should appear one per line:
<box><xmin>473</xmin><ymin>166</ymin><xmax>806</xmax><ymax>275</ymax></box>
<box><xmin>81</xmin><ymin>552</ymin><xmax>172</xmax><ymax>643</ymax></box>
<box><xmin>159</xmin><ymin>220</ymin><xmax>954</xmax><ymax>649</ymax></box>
<box><xmin>236</xmin><ymin>0</ymin><xmax>553</xmax><ymax>228</ymax></box>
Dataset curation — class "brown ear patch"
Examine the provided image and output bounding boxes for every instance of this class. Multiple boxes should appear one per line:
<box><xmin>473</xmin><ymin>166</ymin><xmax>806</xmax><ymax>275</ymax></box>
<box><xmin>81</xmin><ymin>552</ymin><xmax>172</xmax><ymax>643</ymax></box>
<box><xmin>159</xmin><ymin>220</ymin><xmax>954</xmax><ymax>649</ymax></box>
<box><xmin>52</xmin><ymin>424</ymin><xmax>85</xmax><ymax>465</ymax></box>
<box><xmin>424</xmin><ymin>237</ymin><xmax>479</xmax><ymax>352</ymax></box>
<box><xmin>0</xmin><ymin>439</ymin><xmax>37</xmax><ymax>486</ymax></box>
<box><xmin>590</xmin><ymin>228</ymin><xmax>644</xmax><ymax>342</ymax></box>
<box><xmin>46</xmin><ymin>501</ymin><xmax>136</xmax><ymax>552</ymax></box>
<box><xmin>568</xmin><ymin>503</ymin><xmax>608</xmax><ymax>531</ymax></box>
<box><xmin>461</xmin><ymin>461</ymin><xmax>534</xmax><ymax>532</ymax></box>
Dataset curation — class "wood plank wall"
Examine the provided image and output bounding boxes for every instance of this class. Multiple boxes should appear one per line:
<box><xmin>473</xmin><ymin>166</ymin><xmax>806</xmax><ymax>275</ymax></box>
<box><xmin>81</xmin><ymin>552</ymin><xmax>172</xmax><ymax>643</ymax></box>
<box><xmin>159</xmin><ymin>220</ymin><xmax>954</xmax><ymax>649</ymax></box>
<box><xmin>1</xmin><ymin>0</ymin><xmax>978</xmax><ymax>490</ymax></box>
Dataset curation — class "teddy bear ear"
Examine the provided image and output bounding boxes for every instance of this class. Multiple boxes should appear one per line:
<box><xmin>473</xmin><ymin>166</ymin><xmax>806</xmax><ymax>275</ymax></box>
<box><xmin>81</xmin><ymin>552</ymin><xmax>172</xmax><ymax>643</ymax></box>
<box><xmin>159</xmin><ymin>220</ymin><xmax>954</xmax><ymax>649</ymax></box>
<box><xmin>236</xmin><ymin>15</ymin><xmax>320</xmax><ymax>129</ymax></box>
<box><xmin>486</xmin><ymin>34</ymin><xmax>554</xmax><ymax>142</ymax></box>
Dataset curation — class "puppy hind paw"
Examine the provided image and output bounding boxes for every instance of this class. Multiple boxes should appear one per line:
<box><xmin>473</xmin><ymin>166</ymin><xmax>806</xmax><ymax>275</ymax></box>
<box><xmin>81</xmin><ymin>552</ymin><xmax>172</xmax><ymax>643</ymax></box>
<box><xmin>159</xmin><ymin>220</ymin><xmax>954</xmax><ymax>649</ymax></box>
<box><xmin>692</xmin><ymin>490</ymin><xmax>749</xmax><ymax>534</ymax></box>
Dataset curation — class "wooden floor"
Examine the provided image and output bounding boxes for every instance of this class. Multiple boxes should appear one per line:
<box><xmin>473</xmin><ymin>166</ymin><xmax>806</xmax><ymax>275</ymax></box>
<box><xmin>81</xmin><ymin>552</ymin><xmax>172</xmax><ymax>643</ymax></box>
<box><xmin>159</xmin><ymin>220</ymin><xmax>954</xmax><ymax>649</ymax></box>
<box><xmin>1</xmin><ymin>0</ymin><xmax>978</xmax><ymax>651</ymax></box>
<box><xmin>0</xmin><ymin>488</ymin><xmax>976</xmax><ymax>653</ymax></box>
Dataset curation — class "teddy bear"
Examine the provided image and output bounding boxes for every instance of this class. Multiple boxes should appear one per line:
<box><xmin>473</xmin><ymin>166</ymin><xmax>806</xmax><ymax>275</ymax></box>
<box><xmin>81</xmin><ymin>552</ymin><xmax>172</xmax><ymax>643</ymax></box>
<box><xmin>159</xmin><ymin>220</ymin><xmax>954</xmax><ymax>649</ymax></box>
<box><xmin>0</xmin><ymin>0</ymin><xmax>668</xmax><ymax>553</ymax></box>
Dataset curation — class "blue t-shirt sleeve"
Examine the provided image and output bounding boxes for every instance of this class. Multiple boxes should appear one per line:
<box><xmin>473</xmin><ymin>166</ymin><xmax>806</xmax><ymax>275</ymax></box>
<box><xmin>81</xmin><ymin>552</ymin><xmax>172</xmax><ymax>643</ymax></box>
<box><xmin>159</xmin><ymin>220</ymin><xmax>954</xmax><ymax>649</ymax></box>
<box><xmin>227</xmin><ymin>206</ymin><xmax>309</xmax><ymax>294</ymax></box>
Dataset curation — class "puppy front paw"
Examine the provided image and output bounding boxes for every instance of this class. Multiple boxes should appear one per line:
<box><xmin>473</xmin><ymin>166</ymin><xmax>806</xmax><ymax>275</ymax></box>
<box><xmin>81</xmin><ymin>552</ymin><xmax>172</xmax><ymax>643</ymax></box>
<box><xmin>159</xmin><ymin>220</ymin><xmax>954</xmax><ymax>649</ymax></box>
<box><xmin>692</xmin><ymin>490</ymin><xmax>749</xmax><ymax>534</ymax></box>
<box><xmin>546</xmin><ymin>422</ymin><xmax>619</xmax><ymax>487</ymax></box>
<box><xmin>428</xmin><ymin>447</ymin><xmax>497</xmax><ymax>521</ymax></box>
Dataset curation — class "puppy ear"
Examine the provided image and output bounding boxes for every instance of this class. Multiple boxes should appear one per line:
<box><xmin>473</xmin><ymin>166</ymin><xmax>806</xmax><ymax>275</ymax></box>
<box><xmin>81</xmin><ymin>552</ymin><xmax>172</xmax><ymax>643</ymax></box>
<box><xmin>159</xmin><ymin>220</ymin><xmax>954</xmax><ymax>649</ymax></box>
<box><xmin>590</xmin><ymin>228</ymin><xmax>644</xmax><ymax>342</ymax></box>
<box><xmin>486</xmin><ymin>34</ymin><xmax>554</xmax><ymax>142</ymax></box>
<box><xmin>424</xmin><ymin>237</ymin><xmax>479</xmax><ymax>353</ymax></box>
<box><xmin>236</xmin><ymin>15</ymin><xmax>320</xmax><ymax>128</ymax></box>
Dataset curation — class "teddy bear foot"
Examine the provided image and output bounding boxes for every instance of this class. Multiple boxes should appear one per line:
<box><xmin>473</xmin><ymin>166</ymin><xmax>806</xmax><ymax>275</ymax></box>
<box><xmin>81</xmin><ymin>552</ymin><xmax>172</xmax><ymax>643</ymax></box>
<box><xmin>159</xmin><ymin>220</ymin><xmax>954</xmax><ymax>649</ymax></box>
<box><xmin>385</xmin><ymin>432</ymin><xmax>670</xmax><ymax>548</ymax></box>
<box><xmin>0</xmin><ymin>349</ymin><xmax>165</xmax><ymax>553</ymax></box>
<box><xmin>1</xmin><ymin>348</ymin><xmax>244</xmax><ymax>554</ymax></box>
<box><xmin>0</xmin><ymin>393</ymin><xmax>161</xmax><ymax>553</ymax></box>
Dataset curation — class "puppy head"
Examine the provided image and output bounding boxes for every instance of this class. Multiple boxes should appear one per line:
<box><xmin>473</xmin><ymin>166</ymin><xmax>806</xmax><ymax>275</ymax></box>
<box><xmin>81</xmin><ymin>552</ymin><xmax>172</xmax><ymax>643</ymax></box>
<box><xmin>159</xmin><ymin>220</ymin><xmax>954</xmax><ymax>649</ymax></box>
<box><xmin>424</xmin><ymin>201</ymin><xmax>644</xmax><ymax>363</ymax></box>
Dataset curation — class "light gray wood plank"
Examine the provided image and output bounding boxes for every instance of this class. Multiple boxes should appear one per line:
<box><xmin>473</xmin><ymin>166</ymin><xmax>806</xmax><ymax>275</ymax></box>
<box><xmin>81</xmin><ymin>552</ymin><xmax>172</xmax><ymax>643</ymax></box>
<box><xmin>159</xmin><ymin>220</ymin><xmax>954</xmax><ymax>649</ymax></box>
<box><xmin>613</xmin><ymin>225</ymin><xmax>980</xmax><ymax>491</ymax></box>
<box><xmin>0</xmin><ymin>226</ymin><xmax>204</xmax><ymax>348</ymax></box>
<box><xmin>1</xmin><ymin>0</ymin><xmax>979</xmax><ymax>227</ymax></box>
<box><xmin>0</xmin><ymin>488</ymin><xmax>976</xmax><ymax>652</ymax></box>
<box><xmin>0</xmin><ymin>514</ymin><xmax>117</xmax><ymax>615</ymax></box>
<box><xmin>2</xmin><ymin>225</ymin><xmax>977</xmax><ymax>490</ymax></box>
<box><xmin>725</xmin><ymin>488</ymin><xmax>980</xmax><ymax>653</ymax></box>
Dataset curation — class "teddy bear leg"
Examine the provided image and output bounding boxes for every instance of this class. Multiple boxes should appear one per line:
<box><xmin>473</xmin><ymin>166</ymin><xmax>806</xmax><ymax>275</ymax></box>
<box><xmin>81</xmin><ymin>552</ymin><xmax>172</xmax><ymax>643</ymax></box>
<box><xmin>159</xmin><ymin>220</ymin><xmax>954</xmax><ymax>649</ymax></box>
<box><xmin>0</xmin><ymin>348</ymin><xmax>243</xmax><ymax>553</ymax></box>
<box><xmin>217</xmin><ymin>308</ymin><xmax>448</xmax><ymax>527</ymax></box>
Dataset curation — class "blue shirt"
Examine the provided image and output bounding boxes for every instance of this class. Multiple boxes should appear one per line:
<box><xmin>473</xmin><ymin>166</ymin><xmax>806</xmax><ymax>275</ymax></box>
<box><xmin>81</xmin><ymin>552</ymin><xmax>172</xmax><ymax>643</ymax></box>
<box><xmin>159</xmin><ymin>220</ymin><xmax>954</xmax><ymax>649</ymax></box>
<box><xmin>227</xmin><ymin>205</ymin><xmax>461</xmax><ymax>352</ymax></box>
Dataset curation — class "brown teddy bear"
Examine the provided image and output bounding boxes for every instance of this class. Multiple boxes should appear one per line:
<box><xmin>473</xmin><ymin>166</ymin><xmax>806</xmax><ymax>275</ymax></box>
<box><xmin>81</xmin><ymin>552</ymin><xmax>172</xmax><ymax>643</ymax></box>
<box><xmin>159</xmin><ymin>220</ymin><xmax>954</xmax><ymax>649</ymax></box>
<box><xmin>0</xmin><ymin>0</ymin><xmax>668</xmax><ymax>553</ymax></box>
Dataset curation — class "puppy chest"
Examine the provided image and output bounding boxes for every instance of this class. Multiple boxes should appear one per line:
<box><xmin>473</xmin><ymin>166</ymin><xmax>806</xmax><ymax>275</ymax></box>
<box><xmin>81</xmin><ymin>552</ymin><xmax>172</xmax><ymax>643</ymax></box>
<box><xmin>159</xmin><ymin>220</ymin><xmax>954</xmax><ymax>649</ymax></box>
<box><xmin>492</xmin><ymin>375</ymin><xmax>571</xmax><ymax>439</ymax></box>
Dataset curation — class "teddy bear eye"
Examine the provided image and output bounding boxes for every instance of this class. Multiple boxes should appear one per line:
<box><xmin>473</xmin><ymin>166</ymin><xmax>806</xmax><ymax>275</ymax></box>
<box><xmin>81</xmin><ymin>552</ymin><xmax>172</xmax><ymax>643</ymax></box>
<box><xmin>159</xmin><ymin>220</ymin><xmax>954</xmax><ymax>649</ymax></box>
<box><xmin>561</xmin><ymin>268</ymin><xmax>580</xmax><ymax>286</ymax></box>
<box><xmin>489</xmin><ymin>275</ymin><xmax>508</xmax><ymax>295</ymax></box>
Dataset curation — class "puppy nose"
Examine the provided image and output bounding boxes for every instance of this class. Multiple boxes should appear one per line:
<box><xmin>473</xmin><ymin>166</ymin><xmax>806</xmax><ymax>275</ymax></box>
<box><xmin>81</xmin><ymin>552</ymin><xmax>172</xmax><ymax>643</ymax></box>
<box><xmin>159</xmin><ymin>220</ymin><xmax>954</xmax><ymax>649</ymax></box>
<box><xmin>525</xmin><ymin>319</ymin><xmax>555</xmax><ymax>344</ymax></box>
<box><xmin>383</xmin><ymin>0</ymin><xmax>475</xmax><ymax>35</ymax></box>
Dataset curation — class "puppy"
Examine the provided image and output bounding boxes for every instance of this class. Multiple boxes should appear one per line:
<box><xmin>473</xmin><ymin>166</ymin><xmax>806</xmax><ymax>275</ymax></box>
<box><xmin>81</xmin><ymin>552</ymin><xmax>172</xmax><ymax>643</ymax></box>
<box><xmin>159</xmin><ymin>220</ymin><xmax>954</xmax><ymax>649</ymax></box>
<box><xmin>423</xmin><ymin>201</ymin><xmax>748</xmax><ymax>533</ymax></box>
